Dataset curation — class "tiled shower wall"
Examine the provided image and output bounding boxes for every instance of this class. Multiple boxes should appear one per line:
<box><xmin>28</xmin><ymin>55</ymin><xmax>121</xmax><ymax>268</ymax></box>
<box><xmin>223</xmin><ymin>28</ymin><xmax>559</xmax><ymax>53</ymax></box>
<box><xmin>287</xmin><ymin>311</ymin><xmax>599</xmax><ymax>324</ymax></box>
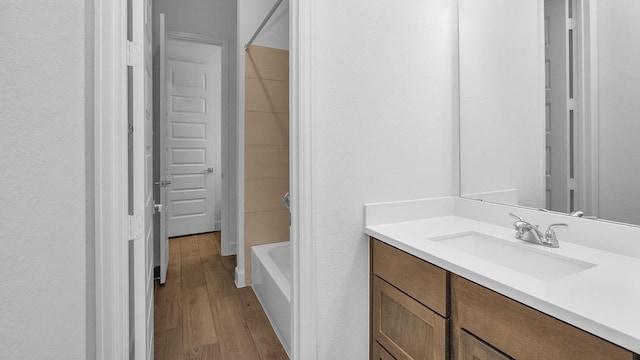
<box><xmin>244</xmin><ymin>45</ymin><xmax>289</xmax><ymax>284</ymax></box>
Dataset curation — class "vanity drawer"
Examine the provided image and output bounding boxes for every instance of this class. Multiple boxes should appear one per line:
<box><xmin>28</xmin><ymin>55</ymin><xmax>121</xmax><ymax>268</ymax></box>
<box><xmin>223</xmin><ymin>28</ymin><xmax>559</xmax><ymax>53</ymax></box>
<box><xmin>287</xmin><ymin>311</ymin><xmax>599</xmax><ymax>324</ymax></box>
<box><xmin>372</xmin><ymin>276</ymin><xmax>448</xmax><ymax>360</ymax></box>
<box><xmin>459</xmin><ymin>330</ymin><xmax>512</xmax><ymax>360</ymax></box>
<box><xmin>372</xmin><ymin>238</ymin><xmax>448</xmax><ymax>317</ymax></box>
<box><xmin>372</xmin><ymin>341</ymin><xmax>396</xmax><ymax>360</ymax></box>
<box><xmin>451</xmin><ymin>274</ymin><xmax>635</xmax><ymax>360</ymax></box>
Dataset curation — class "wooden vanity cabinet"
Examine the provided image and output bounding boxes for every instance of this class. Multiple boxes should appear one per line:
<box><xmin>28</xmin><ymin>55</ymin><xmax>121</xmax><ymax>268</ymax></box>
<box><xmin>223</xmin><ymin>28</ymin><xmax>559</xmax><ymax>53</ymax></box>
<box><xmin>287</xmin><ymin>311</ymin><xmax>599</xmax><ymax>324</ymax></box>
<box><xmin>451</xmin><ymin>275</ymin><xmax>635</xmax><ymax>360</ymax></box>
<box><xmin>371</xmin><ymin>239</ymin><xmax>449</xmax><ymax>360</ymax></box>
<box><xmin>371</xmin><ymin>238</ymin><xmax>639</xmax><ymax>360</ymax></box>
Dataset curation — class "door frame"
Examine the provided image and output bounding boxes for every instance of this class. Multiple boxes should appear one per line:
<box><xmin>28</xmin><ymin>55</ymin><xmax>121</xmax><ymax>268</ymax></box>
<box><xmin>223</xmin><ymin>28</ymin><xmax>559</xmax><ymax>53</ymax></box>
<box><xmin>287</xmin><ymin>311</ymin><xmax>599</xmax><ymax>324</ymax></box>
<box><xmin>94</xmin><ymin>0</ymin><xmax>130</xmax><ymax>358</ymax></box>
<box><xmin>290</xmin><ymin>0</ymin><xmax>318</xmax><ymax>358</ymax></box>
<box><xmin>574</xmin><ymin>0</ymin><xmax>599</xmax><ymax>217</ymax></box>
<box><xmin>94</xmin><ymin>0</ymin><xmax>319</xmax><ymax>358</ymax></box>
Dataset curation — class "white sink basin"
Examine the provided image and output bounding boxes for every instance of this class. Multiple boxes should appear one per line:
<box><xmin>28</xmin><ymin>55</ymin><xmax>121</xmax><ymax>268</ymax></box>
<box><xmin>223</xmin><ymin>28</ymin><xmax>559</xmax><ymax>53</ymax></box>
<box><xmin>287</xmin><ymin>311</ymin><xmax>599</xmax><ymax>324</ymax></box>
<box><xmin>427</xmin><ymin>231</ymin><xmax>596</xmax><ymax>282</ymax></box>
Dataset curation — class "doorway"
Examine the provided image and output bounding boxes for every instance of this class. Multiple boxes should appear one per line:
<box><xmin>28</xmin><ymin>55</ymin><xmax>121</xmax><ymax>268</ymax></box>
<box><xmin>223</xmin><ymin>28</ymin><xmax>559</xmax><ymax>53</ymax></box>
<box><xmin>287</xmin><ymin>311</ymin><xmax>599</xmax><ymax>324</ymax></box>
<box><xmin>94</xmin><ymin>1</ymin><xmax>317</xmax><ymax>358</ymax></box>
<box><xmin>164</xmin><ymin>38</ymin><xmax>222</xmax><ymax>237</ymax></box>
<box><xmin>154</xmin><ymin>30</ymin><xmax>233</xmax><ymax>284</ymax></box>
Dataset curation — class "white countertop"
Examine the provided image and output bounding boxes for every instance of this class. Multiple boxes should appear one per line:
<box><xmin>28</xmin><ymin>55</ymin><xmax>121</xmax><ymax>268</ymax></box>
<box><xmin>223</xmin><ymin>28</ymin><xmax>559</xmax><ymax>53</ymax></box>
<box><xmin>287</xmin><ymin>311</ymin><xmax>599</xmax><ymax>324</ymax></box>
<box><xmin>365</xmin><ymin>198</ymin><xmax>640</xmax><ymax>354</ymax></box>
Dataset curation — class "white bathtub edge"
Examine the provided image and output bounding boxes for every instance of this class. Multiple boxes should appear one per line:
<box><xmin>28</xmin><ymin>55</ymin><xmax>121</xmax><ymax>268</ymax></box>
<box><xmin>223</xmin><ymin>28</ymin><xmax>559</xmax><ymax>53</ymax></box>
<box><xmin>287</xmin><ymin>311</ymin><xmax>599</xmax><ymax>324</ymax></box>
<box><xmin>251</xmin><ymin>242</ymin><xmax>292</xmax><ymax>356</ymax></box>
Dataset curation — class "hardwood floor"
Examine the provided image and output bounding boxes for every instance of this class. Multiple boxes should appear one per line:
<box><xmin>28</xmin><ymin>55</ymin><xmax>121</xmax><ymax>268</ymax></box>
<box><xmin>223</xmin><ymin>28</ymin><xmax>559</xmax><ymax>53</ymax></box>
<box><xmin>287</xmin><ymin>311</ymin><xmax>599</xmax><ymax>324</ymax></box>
<box><xmin>154</xmin><ymin>232</ymin><xmax>289</xmax><ymax>360</ymax></box>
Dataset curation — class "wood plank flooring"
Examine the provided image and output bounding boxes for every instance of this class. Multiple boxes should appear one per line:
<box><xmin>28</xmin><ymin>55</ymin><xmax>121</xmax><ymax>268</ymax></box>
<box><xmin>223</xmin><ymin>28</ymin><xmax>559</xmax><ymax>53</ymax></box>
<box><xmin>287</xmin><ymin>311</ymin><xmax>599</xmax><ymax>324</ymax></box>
<box><xmin>154</xmin><ymin>232</ymin><xmax>289</xmax><ymax>360</ymax></box>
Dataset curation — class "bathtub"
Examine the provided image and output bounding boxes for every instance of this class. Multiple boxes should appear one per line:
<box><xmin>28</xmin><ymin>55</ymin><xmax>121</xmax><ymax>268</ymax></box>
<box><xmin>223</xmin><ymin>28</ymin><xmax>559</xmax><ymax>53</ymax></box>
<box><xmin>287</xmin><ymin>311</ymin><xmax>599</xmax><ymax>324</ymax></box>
<box><xmin>251</xmin><ymin>241</ymin><xmax>291</xmax><ymax>356</ymax></box>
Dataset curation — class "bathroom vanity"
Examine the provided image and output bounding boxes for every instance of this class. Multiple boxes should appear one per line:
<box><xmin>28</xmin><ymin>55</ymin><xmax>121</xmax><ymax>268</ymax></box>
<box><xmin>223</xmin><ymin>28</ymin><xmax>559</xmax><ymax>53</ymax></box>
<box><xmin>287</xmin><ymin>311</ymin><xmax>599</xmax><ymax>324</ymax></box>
<box><xmin>366</xmin><ymin>197</ymin><xmax>640</xmax><ymax>360</ymax></box>
<box><xmin>367</xmin><ymin>1</ymin><xmax>640</xmax><ymax>358</ymax></box>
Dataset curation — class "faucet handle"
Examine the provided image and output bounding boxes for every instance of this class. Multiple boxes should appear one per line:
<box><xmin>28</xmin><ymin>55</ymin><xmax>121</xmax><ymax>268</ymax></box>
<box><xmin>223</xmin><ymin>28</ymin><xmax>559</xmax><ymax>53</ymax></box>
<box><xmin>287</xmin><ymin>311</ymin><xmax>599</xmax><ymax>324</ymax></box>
<box><xmin>509</xmin><ymin>213</ymin><xmax>527</xmax><ymax>229</ymax></box>
<box><xmin>570</xmin><ymin>210</ymin><xmax>584</xmax><ymax>217</ymax></box>
<box><xmin>545</xmin><ymin>223</ymin><xmax>568</xmax><ymax>241</ymax></box>
<box><xmin>509</xmin><ymin>213</ymin><xmax>525</xmax><ymax>222</ymax></box>
<box><xmin>509</xmin><ymin>213</ymin><xmax>533</xmax><ymax>232</ymax></box>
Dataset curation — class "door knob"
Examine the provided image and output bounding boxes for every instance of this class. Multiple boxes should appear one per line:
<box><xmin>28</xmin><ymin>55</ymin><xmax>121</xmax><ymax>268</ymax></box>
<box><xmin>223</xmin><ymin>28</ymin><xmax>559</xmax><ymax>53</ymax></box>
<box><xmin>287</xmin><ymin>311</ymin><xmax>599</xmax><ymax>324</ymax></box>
<box><xmin>153</xmin><ymin>203</ymin><xmax>163</xmax><ymax>214</ymax></box>
<box><xmin>154</xmin><ymin>179</ymin><xmax>172</xmax><ymax>187</ymax></box>
<box><xmin>203</xmin><ymin>167</ymin><xmax>214</xmax><ymax>173</ymax></box>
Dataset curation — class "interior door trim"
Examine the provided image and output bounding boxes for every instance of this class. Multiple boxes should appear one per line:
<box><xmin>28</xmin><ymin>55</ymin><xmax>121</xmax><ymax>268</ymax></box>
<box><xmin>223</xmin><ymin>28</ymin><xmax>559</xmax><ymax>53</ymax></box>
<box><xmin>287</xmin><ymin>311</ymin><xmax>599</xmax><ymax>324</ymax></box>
<box><xmin>94</xmin><ymin>0</ymin><xmax>131</xmax><ymax>358</ymax></box>
<box><xmin>290</xmin><ymin>0</ymin><xmax>318</xmax><ymax>359</ymax></box>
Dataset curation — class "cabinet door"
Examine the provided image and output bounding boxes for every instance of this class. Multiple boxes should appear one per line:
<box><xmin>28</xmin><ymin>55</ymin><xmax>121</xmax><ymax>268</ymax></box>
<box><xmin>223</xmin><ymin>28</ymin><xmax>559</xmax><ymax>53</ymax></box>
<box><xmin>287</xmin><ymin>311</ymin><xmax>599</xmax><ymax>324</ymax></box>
<box><xmin>373</xmin><ymin>276</ymin><xmax>448</xmax><ymax>360</ymax></box>
<box><xmin>458</xmin><ymin>330</ymin><xmax>512</xmax><ymax>360</ymax></box>
<box><xmin>373</xmin><ymin>341</ymin><xmax>397</xmax><ymax>360</ymax></box>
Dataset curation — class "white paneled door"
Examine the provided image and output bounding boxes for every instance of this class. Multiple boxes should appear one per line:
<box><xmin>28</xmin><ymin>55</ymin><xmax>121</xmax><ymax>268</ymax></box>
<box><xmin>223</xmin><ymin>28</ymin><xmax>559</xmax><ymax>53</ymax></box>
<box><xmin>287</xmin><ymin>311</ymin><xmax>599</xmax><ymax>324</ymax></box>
<box><xmin>131</xmin><ymin>0</ymin><xmax>154</xmax><ymax>358</ymax></box>
<box><xmin>166</xmin><ymin>40</ymin><xmax>222</xmax><ymax>237</ymax></box>
<box><xmin>158</xmin><ymin>14</ymin><xmax>169</xmax><ymax>285</ymax></box>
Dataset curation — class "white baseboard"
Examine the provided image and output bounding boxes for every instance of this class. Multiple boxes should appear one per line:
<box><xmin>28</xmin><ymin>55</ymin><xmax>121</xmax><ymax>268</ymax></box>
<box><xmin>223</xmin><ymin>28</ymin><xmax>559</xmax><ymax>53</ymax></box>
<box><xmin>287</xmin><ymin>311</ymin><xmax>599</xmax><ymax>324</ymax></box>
<box><xmin>234</xmin><ymin>267</ymin><xmax>245</xmax><ymax>288</ymax></box>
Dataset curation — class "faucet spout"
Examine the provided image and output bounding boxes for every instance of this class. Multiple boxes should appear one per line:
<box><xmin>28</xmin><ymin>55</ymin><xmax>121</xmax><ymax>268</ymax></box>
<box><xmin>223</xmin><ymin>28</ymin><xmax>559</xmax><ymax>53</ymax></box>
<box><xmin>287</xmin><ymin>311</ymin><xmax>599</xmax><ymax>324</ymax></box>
<box><xmin>516</xmin><ymin>222</ymin><xmax>545</xmax><ymax>245</ymax></box>
<box><xmin>509</xmin><ymin>213</ymin><xmax>565</xmax><ymax>248</ymax></box>
<box><xmin>509</xmin><ymin>213</ymin><xmax>544</xmax><ymax>244</ymax></box>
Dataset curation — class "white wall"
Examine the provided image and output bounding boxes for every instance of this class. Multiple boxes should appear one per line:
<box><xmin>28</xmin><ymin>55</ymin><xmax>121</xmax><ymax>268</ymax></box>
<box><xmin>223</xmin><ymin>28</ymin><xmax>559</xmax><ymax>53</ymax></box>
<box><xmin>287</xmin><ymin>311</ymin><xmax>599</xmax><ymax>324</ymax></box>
<box><xmin>0</xmin><ymin>1</ymin><xmax>87</xmax><ymax>358</ymax></box>
<box><xmin>155</xmin><ymin>0</ymin><xmax>239</xmax><ymax>254</ymax></box>
<box><xmin>307</xmin><ymin>0</ymin><xmax>457</xmax><ymax>357</ymax></box>
<box><xmin>458</xmin><ymin>0</ymin><xmax>545</xmax><ymax>208</ymax></box>
<box><xmin>237</xmin><ymin>0</ymin><xmax>290</xmax><ymax>285</ymax></box>
<box><xmin>84</xmin><ymin>0</ymin><xmax>96</xmax><ymax>357</ymax></box>
<box><xmin>597</xmin><ymin>0</ymin><xmax>640</xmax><ymax>224</ymax></box>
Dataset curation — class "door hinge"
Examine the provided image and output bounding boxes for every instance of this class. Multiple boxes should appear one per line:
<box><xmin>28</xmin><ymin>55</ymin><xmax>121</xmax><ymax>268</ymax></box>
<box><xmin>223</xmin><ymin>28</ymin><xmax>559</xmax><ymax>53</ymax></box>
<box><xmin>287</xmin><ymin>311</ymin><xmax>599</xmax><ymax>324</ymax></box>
<box><xmin>128</xmin><ymin>214</ymin><xmax>143</xmax><ymax>241</ymax></box>
<box><xmin>127</xmin><ymin>41</ymin><xmax>143</xmax><ymax>67</ymax></box>
<box><xmin>569</xmin><ymin>178</ymin><xmax>577</xmax><ymax>190</ymax></box>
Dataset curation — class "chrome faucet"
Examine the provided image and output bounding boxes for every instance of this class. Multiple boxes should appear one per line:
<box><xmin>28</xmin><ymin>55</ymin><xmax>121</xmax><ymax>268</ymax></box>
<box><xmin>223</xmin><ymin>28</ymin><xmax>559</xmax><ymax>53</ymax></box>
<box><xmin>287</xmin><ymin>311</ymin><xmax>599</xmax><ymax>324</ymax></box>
<box><xmin>509</xmin><ymin>213</ymin><xmax>567</xmax><ymax>248</ymax></box>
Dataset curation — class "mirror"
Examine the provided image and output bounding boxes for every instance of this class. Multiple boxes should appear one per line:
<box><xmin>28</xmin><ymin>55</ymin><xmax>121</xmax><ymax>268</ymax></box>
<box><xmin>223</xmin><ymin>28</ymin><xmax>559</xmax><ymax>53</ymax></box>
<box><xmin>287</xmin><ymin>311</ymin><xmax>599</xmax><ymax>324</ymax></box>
<box><xmin>459</xmin><ymin>0</ymin><xmax>640</xmax><ymax>226</ymax></box>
